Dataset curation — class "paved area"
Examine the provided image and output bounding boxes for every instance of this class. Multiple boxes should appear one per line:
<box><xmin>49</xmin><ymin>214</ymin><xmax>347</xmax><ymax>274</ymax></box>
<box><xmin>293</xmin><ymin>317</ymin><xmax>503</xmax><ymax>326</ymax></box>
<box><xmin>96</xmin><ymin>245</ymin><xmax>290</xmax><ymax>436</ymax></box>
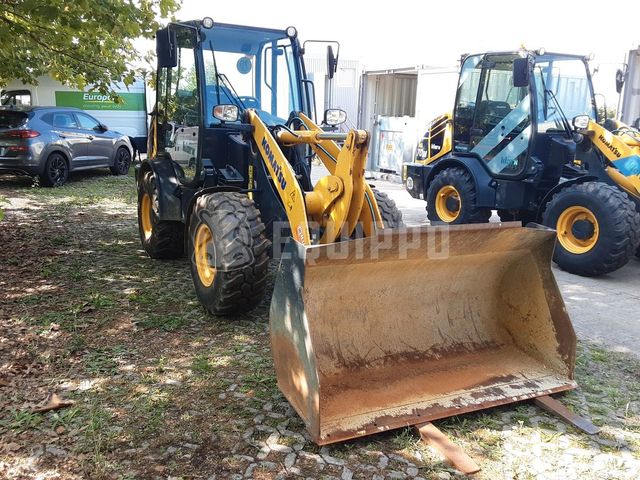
<box><xmin>352</xmin><ymin>169</ymin><xmax>640</xmax><ymax>358</ymax></box>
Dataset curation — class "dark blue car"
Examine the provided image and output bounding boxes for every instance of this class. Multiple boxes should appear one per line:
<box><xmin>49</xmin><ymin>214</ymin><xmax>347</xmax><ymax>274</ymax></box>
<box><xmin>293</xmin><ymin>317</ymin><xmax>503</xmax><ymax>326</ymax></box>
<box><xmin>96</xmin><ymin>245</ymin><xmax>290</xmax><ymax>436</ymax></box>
<box><xmin>0</xmin><ymin>106</ymin><xmax>133</xmax><ymax>186</ymax></box>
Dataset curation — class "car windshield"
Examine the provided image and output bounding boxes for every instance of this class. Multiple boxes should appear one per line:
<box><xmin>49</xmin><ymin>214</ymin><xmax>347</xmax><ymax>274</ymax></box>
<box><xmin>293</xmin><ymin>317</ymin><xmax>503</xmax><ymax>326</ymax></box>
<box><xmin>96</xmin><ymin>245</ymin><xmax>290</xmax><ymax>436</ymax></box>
<box><xmin>534</xmin><ymin>55</ymin><xmax>595</xmax><ymax>133</ymax></box>
<box><xmin>200</xmin><ymin>25</ymin><xmax>301</xmax><ymax>126</ymax></box>
<box><xmin>0</xmin><ymin>110</ymin><xmax>28</xmax><ymax>128</ymax></box>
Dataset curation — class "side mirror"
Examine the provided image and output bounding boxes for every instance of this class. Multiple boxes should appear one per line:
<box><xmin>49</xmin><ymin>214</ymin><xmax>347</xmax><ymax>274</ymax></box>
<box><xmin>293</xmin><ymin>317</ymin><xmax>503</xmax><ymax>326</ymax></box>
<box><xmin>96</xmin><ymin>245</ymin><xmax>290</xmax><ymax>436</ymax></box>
<box><xmin>327</xmin><ymin>45</ymin><xmax>338</xmax><ymax>80</ymax></box>
<box><xmin>324</xmin><ymin>108</ymin><xmax>346</xmax><ymax>126</ymax></box>
<box><xmin>95</xmin><ymin>123</ymin><xmax>108</xmax><ymax>132</ymax></box>
<box><xmin>572</xmin><ymin>115</ymin><xmax>590</xmax><ymax>130</ymax></box>
<box><xmin>156</xmin><ymin>28</ymin><xmax>177</xmax><ymax>68</ymax></box>
<box><xmin>213</xmin><ymin>104</ymin><xmax>239</xmax><ymax>122</ymax></box>
<box><xmin>615</xmin><ymin>68</ymin><xmax>625</xmax><ymax>94</ymax></box>
<box><xmin>512</xmin><ymin>57</ymin><xmax>530</xmax><ymax>88</ymax></box>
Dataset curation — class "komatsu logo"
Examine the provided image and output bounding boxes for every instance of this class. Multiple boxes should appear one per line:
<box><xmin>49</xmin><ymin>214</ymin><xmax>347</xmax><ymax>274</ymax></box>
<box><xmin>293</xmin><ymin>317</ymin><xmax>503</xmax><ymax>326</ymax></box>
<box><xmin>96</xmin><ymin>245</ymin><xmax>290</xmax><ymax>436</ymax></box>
<box><xmin>598</xmin><ymin>134</ymin><xmax>622</xmax><ymax>158</ymax></box>
<box><xmin>261</xmin><ymin>137</ymin><xmax>287</xmax><ymax>190</ymax></box>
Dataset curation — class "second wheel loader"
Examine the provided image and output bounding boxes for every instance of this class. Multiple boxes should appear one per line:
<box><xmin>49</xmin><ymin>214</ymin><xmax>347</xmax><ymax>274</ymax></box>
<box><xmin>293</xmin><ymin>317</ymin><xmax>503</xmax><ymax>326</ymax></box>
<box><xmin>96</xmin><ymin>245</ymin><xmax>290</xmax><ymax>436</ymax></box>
<box><xmin>137</xmin><ymin>20</ymin><xmax>581</xmax><ymax>446</ymax></box>
<box><xmin>405</xmin><ymin>50</ymin><xmax>640</xmax><ymax>276</ymax></box>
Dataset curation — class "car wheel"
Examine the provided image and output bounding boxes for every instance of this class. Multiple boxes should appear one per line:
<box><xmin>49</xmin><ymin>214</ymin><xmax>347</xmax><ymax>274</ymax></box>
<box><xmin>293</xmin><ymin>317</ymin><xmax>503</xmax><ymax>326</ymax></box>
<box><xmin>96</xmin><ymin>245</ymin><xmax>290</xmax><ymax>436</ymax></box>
<box><xmin>40</xmin><ymin>153</ymin><xmax>69</xmax><ymax>187</ymax></box>
<box><xmin>110</xmin><ymin>147</ymin><xmax>131</xmax><ymax>175</ymax></box>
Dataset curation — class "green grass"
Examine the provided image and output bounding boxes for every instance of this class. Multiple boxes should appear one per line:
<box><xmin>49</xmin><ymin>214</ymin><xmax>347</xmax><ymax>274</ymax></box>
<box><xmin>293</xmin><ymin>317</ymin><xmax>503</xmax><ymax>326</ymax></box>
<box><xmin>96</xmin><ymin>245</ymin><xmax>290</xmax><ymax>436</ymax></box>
<box><xmin>191</xmin><ymin>353</ymin><xmax>213</xmax><ymax>374</ymax></box>
<box><xmin>25</xmin><ymin>171</ymin><xmax>137</xmax><ymax>205</ymax></box>
<box><xmin>5</xmin><ymin>410</ymin><xmax>43</xmax><ymax>433</ymax></box>
<box><xmin>136</xmin><ymin>313</ymin><xmax>190</xmax><ymax>331</ymax></box>
<box><xmin>84</xmin><ymin>346</ymin><xmax>126</xmax><ymax>375</ymax></box>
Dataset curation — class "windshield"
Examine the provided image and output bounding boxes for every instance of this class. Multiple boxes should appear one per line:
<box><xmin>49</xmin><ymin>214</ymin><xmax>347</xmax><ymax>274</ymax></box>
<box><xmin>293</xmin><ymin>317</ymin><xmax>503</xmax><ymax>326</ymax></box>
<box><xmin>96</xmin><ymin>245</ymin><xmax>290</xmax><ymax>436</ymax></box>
<box><xmin>201</xmin><ymin>25</ymin><xmax>302</xmax><ymax>126</ymax></box>
<box><xmin>534</xmin><ymin>56</ymin><xmax>595</xmax><ymax>133</ymax></box>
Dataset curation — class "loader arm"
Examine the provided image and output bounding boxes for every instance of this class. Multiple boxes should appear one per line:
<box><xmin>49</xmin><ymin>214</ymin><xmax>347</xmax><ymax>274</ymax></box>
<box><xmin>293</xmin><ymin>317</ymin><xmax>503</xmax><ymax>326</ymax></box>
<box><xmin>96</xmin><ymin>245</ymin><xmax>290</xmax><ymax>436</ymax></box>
<box><xmin>580</xmin><ymin>119</ymin><xmax>640</xmax><ymax>199</ymax></box>
<box><xmin>247</xmin><ymin>110</ymin><xmax>383</xmax><ymax>244</ymax></box>
<box><xmin>288</xmin><ymin>112</ymin><xmax>385</xmax><ymax>235</ymax></box>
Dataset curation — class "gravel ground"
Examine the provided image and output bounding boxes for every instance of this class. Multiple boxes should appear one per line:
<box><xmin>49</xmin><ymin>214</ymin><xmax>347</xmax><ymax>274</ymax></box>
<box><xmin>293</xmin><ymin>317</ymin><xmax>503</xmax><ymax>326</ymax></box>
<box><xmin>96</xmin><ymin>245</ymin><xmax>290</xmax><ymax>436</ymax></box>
<box><xmin>0</xmin><ymin>170</ymin><xmax>639</xmax><ymax>480</ymax></box>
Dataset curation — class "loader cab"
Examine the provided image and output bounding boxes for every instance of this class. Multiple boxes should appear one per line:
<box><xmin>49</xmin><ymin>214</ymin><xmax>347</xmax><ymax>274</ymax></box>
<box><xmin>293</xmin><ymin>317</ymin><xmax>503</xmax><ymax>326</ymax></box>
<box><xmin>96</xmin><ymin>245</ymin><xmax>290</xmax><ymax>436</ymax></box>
<box><xmin>152</xmin><ymin>20</ymin><xmax>312</xmax><ymax>188</ymax></box>
<box><xmin>452</xmin><ymin>51</ymin><xmax>596</xmax><ymax>180</ymax></box>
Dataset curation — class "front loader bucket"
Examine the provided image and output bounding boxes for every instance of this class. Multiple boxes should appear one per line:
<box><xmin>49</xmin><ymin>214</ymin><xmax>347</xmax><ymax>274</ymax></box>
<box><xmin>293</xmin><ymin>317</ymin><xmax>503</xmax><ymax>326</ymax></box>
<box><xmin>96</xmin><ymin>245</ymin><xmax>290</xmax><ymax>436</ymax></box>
<box><xmin>270</xmin><ymin>223</ymin><xmax>576</xmax><ymax>445</ymax></box>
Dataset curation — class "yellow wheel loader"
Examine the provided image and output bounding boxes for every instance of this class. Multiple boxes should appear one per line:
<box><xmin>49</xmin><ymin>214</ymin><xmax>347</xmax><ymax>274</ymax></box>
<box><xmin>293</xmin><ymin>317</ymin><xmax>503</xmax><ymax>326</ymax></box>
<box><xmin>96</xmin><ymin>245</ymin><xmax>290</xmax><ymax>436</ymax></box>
<box><xmin>405</xmin><ymin>51</ymin><xmax>640</xmax><ymax>277</ymax></box>
<box><xmin>137</xmin><ymin>22</ymin><xmax>589</xmax><ymax>451</ymax></box>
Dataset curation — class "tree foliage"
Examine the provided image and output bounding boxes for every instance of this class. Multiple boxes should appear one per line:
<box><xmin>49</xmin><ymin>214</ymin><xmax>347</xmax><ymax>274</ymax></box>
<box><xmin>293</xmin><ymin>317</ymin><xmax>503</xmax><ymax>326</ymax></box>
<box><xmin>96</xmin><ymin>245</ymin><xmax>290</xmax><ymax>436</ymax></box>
<box><xmin>0</xmin><ymin>0</ymin><xmax>179</xmax><ymax>95</ymax></box>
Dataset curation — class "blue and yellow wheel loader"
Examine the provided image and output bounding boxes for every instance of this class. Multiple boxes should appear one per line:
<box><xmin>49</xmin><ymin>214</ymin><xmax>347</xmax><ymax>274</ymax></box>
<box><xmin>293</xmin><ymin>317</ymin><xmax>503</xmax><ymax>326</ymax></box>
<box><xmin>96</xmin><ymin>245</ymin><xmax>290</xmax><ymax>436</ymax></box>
<box><xmin>405</xmin><ymin>51</ymin><xmax>640</xmax><ymax>277</ymax></box>
<box><xmin>137</xmin><ymin>21</ymin><xmax>581</xmax><ymax>447</ymax></box>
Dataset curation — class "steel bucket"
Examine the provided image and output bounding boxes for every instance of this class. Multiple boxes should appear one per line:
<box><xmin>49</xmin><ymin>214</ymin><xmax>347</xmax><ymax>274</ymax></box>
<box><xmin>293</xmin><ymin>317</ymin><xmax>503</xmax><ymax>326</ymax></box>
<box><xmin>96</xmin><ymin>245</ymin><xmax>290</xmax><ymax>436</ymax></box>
<box><xmin>270</xmin><ymin>223</ymin><xmax>576</xmax><ymax>444</ymax></box>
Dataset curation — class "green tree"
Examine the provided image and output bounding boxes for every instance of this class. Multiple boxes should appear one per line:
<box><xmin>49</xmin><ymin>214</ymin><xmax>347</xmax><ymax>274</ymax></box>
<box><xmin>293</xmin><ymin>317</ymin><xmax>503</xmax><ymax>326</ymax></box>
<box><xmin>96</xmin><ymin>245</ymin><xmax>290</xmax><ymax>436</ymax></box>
<box><xmin>0</xmin><ymin>0</ymin><xmax>180</xmax><ymax>95</ymax></box>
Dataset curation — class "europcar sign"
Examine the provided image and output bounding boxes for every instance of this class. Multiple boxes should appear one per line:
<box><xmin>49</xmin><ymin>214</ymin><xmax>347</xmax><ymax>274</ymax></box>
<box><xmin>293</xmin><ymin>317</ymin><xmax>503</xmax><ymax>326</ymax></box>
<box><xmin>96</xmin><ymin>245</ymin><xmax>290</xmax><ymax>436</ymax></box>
<box><xmin>54</xmin><ymin>91</ymin><xmax>144</xmax><ymax>111</ymax></box>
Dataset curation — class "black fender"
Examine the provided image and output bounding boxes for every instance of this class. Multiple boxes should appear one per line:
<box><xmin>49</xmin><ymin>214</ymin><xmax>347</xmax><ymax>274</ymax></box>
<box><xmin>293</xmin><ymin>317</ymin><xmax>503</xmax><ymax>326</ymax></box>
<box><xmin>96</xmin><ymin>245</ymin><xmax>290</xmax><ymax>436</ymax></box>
<box><xmin>135</xmin><ymin>158</ymin><xmax>182</xmax><ymax>222</ymax></box>
<box><xmin>425</xmin><ymin>155</ymin><xmax>497</xmax><ymax>207</ymax></box>
<box><xmin>535</xmin><ymin>175</ymin><xmax>599</xmax><ymax>222</ymax></box>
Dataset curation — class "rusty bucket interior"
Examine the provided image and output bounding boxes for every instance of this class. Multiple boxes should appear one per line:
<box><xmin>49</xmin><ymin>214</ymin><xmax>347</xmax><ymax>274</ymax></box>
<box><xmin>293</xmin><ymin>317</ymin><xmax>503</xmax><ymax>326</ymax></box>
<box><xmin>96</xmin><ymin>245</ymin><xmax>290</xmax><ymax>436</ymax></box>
<box><xmin>270</xmin><ymin>223</ymin><xmax>576</xmax><ymax>445</ymax></box>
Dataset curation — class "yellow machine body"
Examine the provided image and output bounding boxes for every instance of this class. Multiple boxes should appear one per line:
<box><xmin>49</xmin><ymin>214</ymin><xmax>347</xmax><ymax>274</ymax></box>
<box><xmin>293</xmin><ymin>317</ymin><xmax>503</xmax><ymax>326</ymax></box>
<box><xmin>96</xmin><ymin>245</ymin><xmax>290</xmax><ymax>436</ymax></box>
<box><xmin>414</xmin><ymin>113</ymin><xmax>453</xmax><ymax>165</ymax></box>
<box><xmin>578</xmin><ymin>119</ymin><xmax>640</xmax><ymax>198</ymax></box>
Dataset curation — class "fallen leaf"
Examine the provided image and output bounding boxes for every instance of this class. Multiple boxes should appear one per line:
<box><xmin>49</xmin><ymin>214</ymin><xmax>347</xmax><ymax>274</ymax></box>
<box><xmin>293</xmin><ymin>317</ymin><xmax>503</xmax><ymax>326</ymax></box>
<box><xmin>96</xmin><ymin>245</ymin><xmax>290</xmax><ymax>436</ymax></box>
<box><xmin>55</xmin><ymin>426</ymin><xmax>66</xmax><ymax>434</ymax></box>
<box><xmin>153</xmin><ymin>465</ymin><xmax>165</xmax><ymax>472</ymax></box>
<box><xmin>32</xmin><ymin>393</ymin><xmax>75</xmax><ymax>413</ymax></box>
<box><xmin>5</xmin><ymin>443</ymin><xmax>21</xmax><ymax>452</ymax></box>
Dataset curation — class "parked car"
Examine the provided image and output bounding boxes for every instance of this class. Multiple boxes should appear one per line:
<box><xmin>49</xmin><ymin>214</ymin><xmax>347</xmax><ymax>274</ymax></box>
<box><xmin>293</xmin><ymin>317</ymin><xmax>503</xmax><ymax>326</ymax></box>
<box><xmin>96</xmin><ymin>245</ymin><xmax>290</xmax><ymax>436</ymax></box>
<box><xmin>0</xmin><ymin>106</ymin><xmax>133</xmax><ymax>186</ymax></box>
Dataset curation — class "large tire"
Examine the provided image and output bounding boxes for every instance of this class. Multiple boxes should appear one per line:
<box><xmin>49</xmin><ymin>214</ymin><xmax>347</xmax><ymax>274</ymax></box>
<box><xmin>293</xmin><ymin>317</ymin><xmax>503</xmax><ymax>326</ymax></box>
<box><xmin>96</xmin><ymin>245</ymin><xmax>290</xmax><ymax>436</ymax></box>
<box><xmin>110</xmin><ymin>147</ymin><xmax>131</xmax><ymax>175</ymax></box>
<box><xmin>137</xmin><ymin>170</ymin><xmax>184</xmax><ymax>259</ymax></box>
<box><xmin>372</xmin><ymin>189</ymin><xmax>404</xmax><ymax>228</ymax></box>
<box><xmin>40</xmin><ymin>152</ymin><xmax>69</xmax><ymax>187</ymax></box>
<box><xmin>188</xmin><ymin>192</ymin><xmax>271</xmax><ymax>315</ymax></box>
<box><xmin>426</xmin><ymin>167</ymin><xmax>491</xmax><ymax>224</ymax></box>
<box><xmin>542</xmin><ymin>182</ymin><xmax>640</xmax><ymax>276</ymax></box>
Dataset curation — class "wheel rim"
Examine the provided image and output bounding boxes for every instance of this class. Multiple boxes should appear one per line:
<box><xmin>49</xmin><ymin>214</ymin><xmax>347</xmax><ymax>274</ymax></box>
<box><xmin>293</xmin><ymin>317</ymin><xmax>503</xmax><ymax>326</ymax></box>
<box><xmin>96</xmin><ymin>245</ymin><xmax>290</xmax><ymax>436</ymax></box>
<box><xmin>140</xmin><ymin>193</ymin><xmax>153</xmax><ymax>240</ymax></box>
<box><xmin>556</xmin><ymin>206</ymin><xmax>599</xmax><ymax>254</ymax></box>
<box><xmin>117</xmin><ymin>149</ymin><xmax>130</xmax><ymax>173</ymax></box>
<box><xmin>435</xmin><ymin>185</ymin><xmax>461</xmax><ymax>222</ymax></box>
<box><xmin>194</xmin><ymin>223</ymin><xmax>216</xmax><ymax>287</ymax></box>
<box><xmin>49</xmin><ymin>156</ymin><xmax>67</xmax><ymax>185</ymax></box>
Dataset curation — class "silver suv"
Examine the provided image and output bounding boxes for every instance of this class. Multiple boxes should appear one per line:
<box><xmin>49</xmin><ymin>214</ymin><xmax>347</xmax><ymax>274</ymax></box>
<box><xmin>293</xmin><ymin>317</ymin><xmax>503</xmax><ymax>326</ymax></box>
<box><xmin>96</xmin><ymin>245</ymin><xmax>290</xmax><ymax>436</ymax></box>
<box><xmin>0</xmin><ymin>106</ymin><xmax>133</xmax><ymax>186</ymax></box>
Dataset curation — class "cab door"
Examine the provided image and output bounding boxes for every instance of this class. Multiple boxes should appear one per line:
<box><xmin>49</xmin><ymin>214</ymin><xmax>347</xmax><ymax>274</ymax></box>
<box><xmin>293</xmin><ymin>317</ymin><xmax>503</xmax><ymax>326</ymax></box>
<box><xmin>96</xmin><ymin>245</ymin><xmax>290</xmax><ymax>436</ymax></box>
<box><xmin>454</xmin><ymin>54</ymin><xmax>533</xmax><ymax>177</ymax></box>
<box><xmin>154</xmin><ymin>25</ymin><xmax>202</xmax><ymax>184</ymax></box>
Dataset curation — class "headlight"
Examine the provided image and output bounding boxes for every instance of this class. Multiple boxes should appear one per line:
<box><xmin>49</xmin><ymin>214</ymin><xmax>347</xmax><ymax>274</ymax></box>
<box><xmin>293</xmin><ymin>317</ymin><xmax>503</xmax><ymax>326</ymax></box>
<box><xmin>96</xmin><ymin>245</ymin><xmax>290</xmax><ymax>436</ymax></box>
<box><xmin>202</xmin><ymin>17</ymin><xmax>214</xmax><ymax>29</ymax></box>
